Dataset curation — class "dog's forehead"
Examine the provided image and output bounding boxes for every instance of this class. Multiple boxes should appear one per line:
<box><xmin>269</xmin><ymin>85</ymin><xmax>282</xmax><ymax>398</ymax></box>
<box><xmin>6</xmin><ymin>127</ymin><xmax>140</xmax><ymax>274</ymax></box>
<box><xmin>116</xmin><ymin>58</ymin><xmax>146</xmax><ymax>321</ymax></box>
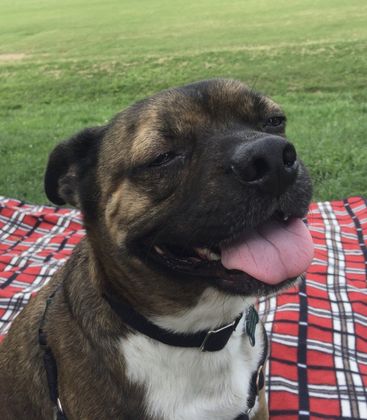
<box><xmin>176</xmin><ymin>79</ymin><xmax>282</xmax><ymax>118</ymax></box>
<box><xmin>99</xmin><ymin>80</ymin><xmax>282</xmax><ymax>175</ymax></box>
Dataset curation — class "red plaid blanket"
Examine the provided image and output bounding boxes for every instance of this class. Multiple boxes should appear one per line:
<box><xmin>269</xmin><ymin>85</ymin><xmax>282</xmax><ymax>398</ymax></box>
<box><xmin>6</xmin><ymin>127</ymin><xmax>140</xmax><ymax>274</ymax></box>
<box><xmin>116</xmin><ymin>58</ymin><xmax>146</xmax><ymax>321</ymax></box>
<box><xmin>1</xmin><ymin>196</ymin><xmax>366</xmax><ymax>419</ymax></box>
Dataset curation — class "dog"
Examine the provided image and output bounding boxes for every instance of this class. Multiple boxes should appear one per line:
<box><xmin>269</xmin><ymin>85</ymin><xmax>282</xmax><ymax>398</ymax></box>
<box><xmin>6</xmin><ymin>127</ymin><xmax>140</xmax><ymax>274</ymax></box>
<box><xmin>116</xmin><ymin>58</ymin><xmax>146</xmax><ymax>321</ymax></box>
<box><xmin>0</xmin><ymin>79</ymin><xmax>314</xmax><ymax>419</ymax></box>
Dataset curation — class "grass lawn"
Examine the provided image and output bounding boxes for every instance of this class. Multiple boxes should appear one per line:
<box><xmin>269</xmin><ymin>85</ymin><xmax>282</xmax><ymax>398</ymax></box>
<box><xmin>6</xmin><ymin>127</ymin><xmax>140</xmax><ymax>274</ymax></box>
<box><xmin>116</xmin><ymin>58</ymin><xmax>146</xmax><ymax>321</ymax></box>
<box><xmin>0</xmin><ymin>0</ymin><xmax>366</xmax><ymax>204</ymax></box>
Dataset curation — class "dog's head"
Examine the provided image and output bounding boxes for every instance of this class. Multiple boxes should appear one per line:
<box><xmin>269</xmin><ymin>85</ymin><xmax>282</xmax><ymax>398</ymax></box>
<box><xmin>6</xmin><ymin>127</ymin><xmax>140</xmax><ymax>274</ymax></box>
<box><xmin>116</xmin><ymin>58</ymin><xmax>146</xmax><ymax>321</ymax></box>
<box><xmin>45</xmin><ymin>79</ymin><xmax>313</xmax><ymax>310</ymax></box>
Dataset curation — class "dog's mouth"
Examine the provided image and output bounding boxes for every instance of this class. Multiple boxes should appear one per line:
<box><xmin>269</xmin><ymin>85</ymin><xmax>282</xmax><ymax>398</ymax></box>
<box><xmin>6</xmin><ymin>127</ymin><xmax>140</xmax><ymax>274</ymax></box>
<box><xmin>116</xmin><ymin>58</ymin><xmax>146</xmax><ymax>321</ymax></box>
<box><xmin>140</xmin><ymin>211</ymin><xmax>314</xmax><ymax>295</ymax></box>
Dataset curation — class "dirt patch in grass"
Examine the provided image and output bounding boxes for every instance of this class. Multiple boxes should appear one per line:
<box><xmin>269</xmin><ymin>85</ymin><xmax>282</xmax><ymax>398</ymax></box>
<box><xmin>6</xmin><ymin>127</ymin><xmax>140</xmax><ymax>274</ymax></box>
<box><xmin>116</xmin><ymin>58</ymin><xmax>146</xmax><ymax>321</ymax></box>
<box><xmin>0</xmin><ymin>53</ymin><xmax>26</xmax><ymax>63</ymax></box>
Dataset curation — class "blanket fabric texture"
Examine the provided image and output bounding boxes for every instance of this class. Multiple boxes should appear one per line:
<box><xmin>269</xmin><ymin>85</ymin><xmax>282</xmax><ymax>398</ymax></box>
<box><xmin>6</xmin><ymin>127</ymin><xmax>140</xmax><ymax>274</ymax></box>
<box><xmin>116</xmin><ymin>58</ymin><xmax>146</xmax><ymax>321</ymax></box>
<box><xmin>0</xmin><ymin>196</ymin><xmax>366</xmax><ymax>419</ymax></box>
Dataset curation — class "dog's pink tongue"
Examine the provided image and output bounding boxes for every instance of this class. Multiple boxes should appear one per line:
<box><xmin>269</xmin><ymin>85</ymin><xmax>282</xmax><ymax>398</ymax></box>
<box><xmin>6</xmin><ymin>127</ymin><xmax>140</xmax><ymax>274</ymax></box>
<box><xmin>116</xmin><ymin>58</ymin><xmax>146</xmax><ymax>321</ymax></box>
<box><xmin>221</xmin><ymin>218</ymin><xmax>314</xmax><ymax>285</ymax></box>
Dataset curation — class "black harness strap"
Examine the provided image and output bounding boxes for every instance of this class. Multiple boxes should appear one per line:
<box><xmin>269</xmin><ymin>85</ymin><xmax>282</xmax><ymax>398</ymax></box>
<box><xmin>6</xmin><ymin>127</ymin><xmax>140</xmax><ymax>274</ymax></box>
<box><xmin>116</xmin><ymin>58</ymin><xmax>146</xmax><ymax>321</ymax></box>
<box><xmin>38</xmin><ymin>286</ymin><xmax>68</xmax><ymax>420</ymax></box>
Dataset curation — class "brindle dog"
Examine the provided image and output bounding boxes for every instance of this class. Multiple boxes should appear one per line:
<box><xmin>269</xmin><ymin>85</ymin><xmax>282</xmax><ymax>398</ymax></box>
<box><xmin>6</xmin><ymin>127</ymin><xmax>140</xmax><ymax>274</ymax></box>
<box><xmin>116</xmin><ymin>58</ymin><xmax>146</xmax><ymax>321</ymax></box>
<box><xmin>0</xmin><ymin>79</ymin><xmax>313</xmax><ymax>419</ymax></box>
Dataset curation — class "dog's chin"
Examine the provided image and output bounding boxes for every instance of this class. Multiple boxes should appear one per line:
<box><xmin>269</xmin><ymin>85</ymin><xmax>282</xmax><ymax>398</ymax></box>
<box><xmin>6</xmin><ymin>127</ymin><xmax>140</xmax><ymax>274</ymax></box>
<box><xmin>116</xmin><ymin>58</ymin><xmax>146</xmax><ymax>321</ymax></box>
<box><xmin>211</xmin><ymin>274</ymin><xmax>299</xmax><ymax>296</ymax></box>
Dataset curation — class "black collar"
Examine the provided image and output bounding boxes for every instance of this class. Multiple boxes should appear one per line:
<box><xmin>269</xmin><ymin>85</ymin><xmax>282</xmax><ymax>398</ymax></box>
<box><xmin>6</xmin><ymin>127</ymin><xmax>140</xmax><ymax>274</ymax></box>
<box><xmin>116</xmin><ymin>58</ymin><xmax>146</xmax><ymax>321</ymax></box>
<box><xmin>103</xmin><ymin>292</ymin><xmax>245</xmax><ymax>352</ymax></box>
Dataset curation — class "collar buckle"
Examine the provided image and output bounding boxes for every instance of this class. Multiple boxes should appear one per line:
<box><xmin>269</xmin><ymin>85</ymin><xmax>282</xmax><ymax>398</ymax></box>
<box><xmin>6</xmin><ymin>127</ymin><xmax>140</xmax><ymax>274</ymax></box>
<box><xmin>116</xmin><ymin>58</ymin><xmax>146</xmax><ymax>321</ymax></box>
<box><xmin>200</xmin><ymin>319</ymin><xmax>238</xmax><ymax>352</ymax></box>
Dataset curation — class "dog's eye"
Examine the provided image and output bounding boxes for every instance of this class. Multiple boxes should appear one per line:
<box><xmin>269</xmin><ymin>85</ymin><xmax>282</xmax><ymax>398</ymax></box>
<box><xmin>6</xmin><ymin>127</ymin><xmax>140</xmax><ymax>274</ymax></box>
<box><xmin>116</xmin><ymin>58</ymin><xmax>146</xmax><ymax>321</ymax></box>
<box><xmin>149</xmin><ymin>152</ymin><xmax>177</xmax><ymax>167</ymax></box>
<box><xmin>265</xmin><ymin>116</ymin><xmax>286</xmax><ymax>128</ymax></box>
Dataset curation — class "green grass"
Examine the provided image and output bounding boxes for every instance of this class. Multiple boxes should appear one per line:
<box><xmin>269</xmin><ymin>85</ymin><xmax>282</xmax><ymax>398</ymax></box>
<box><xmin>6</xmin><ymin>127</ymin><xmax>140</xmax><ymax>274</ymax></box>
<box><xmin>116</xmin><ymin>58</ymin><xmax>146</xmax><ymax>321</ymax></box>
<box><xmin>0</xmin><ymin>0</ymin><xmax>366</xmax><ymax>203</ymax></box>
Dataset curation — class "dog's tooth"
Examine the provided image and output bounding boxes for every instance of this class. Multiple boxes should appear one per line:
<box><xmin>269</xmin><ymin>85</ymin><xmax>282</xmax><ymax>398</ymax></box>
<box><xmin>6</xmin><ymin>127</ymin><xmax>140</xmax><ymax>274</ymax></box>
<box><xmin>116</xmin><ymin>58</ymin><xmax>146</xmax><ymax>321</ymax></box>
<box><xmin>194</xmin><ymin>247</ymin><xmax>220</xmax><ymax>261</ymax></box>
<box><xmin>283</xmin><ymin>215</ymin><xmax>289</xmax><ymax>221</ymax></box>
<box><xmin>154</xmin><ymin>245</ymin><xmax>165</xmax><ymax>255</ymax></box>
<box><xmin>208</xmin><ymin>252</ymin><xmax>221</xmax><ymax>261</ymax></box>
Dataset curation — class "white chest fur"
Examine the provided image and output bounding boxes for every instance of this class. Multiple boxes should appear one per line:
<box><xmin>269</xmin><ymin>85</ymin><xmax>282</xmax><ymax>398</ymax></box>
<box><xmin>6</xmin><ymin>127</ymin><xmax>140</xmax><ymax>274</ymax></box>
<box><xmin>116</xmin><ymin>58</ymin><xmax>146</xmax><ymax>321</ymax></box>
<box><xmin>119</xmin><ymin>289</ymin><xmax>264</xmax><ymax>420</ymax></box>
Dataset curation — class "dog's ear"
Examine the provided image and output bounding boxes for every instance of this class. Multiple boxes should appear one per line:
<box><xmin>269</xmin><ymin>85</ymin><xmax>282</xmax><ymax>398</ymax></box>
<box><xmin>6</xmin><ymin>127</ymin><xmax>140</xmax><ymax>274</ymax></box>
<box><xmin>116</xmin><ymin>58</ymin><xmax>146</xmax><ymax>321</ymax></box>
<box><xmin>44</xmin><ymin>126</ymin><xmax>106</xmax><ymax>207</ymax></box>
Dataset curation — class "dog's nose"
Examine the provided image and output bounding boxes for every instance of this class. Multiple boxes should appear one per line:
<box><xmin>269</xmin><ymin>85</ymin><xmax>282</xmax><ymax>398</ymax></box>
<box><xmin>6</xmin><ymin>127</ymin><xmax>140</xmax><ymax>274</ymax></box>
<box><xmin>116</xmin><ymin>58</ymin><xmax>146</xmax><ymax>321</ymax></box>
<box><xmin>230</xmin><ymin>136</ymin><xmax>299</xmax><ymax>196</ymax></box>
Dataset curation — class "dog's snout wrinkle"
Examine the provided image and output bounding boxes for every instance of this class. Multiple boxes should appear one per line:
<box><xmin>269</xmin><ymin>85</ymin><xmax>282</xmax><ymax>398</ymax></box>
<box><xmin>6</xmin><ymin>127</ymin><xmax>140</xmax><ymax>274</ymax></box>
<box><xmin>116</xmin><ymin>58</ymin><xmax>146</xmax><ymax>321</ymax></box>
<box><xmin>230</xmin><ymin>136</ymin><xmax>299</xmax><ymax>197</ymax></box>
